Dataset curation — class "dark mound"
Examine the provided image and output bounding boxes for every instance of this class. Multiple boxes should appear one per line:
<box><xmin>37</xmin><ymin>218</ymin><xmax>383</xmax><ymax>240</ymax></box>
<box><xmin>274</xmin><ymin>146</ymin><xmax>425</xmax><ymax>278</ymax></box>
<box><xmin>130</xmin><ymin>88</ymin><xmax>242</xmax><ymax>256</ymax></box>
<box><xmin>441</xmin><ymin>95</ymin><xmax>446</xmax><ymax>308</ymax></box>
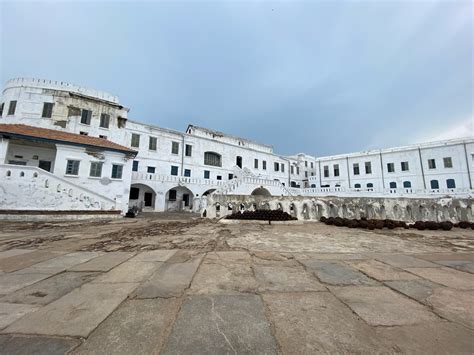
<box><xmin>226</xmin><ymin>209</ymin><xmax>297</xmax><ymax>221</ymax></box>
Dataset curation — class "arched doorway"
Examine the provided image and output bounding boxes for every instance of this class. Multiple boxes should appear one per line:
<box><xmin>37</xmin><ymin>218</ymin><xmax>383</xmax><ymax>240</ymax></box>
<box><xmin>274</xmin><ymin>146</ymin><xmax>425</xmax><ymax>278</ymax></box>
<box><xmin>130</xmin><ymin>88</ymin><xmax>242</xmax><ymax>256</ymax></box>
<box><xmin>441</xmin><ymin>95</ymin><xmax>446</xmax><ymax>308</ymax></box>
<box><xmin>129</xmin><ymin>183</ymin><xmax>156</xmax><ymax>211</ymax></box>
<box><xmin>251</xmin><ymin>187</ymin><xmax>271</xmax><ymax>196</ymax></box>
<box><xmin>202</xmin><ymin>189</ymin><xmax>216</xmax><ymax>196</ymax></box>
<box><xmin>165</xmin><ymin>186</ymin><xmax>195</xmax><ymax>211</ymax></box>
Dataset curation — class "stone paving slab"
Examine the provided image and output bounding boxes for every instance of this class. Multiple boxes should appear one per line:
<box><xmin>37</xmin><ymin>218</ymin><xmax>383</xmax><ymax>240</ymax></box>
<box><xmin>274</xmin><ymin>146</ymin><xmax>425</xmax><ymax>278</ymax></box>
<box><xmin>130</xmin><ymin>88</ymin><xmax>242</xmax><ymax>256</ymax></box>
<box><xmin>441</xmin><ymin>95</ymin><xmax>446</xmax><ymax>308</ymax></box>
<box><xmin>331</xmin><ymin>286</ymin><xmax>440</xmax><ymax>326</ymax></box>
<box><xmin>432</xmin><ymin>260</ymin><xmax>474</xmax><ymax>273</ymax></box>
<box><xmin>302</xmin><ymin>260</ymin><xmax>378</xmax><ymax>285</ymax></box>
<box><xmin>1</xmin><ymin>272</ymin><xmax>98</xmax><ymax>305</ymax></box>
<box><xmin>426</xmin><ymin>288</ymin><xmax>474</xmax><ymax>329</ymax></box>
<box><xmin>262</xmin><ymin>292</ymin><xmax>392</xmax><ymax>354</ymax></box>
<box><xmin>0</xmin><ymin>251</ymin><xmax>64</xmax><ymax>273</ymax></box>
<box><xmin>0</xmin><ymin>302</ymin><xmax>40</xmax><ymax>330</ymax></box>
<box><xmin>405</xmin><ymin>267</ymin><xmax>474</xmax><ymax>290</ymax></box>
<box><xmin>0</xmin><ymin>249</ymin><xmax>34</xmax><ymax>261</ymax></box>
<box><xmin>251</xmin><ymin>251</ymin><xmax>300</xmax><ymax>267</ymax></box>
<box><xmin>254</xmin><ymin>264</ymin><xmax>326</xmax><ymax>292</ymax></box>
<box><xmin>92</xmin><ymin>261</ymin><xmax>160</xmax><ymax>283</ymax></box>
<box><xmin>134</xmin><ymin>256</ymin><xmax>202</xmax><ymax>298</ymax></box>
<box><xmin>69</xmin><ymin>252</ymin><xmax>134</xmax><ymax>272</ymax></box>
<box><xmin>204</xmin><ymin>251</ymin><xmax>251</xmax><ymax>264</ymax></box>
<box><xmin>15</xmin><ymin>252</ymin><xmax>101</xmax><ymax>275</ymax></box>
<box><xmin>4</xmin><ymin>282</ymin><xmax>138</xmax><ymax>337</ymax></box>
<box><xmin>384</xmin><ymin>279</ymin><xmax>440</xmax><ymax>304</ymax></box>
<box><xmin>375</xmin><ymin>322</ymin><xmax>474</xmax><ymax>355</ymax></box>
<box><xmin>0</xmin><ymin>272</ymin><xmax>51</xmax><ymax>295</ymax></box>
<box><xmin>162</xmin><ymin>295</ymin><xmax>278</xmax><ymax>354</ymax></box>
<box><xmin>294</xmin><ymin>252</ymin><xmax>368</xmax><ymax>261</ymax></box>
<box><xmin>72</xmin><ymin>299</ymin><xmax>180</xmax><ymax>355</ymax></box>
<box><xmin>130</xmin><ymin>250</ymin><xmax>176</xmax><ymax>262</ymax></box>
<box><xmin>416</xmin><ymin>252</ymin><xmax>474</xmax><ymax>262</ymax></box>
<box><xmin>0</xmin><ymin>335</ymin><xmax>80</xmax><ymax>355</ymax></box>
<box><xmin>376</xmin><ymin>254</ymin><xmax>439</xmax><ymax>268</ymax></box>
<box><xmin>347</xmin><ymin>259</ymin><xmax>420</xmax><ymax>281</ymax></box>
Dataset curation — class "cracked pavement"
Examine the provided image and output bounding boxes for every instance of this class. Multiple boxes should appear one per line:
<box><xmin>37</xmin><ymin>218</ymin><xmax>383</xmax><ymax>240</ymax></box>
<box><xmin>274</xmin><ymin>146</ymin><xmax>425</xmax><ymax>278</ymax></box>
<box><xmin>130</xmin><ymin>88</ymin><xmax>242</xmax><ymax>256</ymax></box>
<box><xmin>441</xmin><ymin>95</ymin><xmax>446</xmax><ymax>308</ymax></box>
<box><xmin>0</xmin><ymin>213</ymin><xmax>473</xmax><ymax>354</ymax></box>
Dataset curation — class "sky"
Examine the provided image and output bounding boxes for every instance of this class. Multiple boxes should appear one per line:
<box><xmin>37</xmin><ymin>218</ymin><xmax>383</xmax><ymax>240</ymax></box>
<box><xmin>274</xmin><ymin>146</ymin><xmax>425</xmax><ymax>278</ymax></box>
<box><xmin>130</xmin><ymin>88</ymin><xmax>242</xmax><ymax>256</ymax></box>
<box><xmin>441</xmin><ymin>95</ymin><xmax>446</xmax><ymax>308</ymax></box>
<box><xmin>1</xmin><ymin>0</ymin><xmax>472</xmax><ymax>157</ymax></box>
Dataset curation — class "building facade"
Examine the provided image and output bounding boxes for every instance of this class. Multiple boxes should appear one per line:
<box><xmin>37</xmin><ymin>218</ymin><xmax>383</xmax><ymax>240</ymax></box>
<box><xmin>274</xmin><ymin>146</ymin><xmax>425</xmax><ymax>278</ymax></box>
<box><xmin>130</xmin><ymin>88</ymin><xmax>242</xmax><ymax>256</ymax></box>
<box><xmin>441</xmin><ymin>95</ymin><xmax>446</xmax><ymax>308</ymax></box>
<box><xmin>0</xmin><ymin>78</ymin><xmax>472</xmax><ymax>214</ymax></box>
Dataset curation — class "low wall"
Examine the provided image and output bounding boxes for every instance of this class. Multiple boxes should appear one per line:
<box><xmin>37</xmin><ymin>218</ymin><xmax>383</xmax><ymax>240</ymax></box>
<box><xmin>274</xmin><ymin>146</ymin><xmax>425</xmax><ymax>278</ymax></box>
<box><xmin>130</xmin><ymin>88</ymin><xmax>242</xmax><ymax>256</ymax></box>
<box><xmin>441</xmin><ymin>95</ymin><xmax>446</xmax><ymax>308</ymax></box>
<box><xmin>203</xmin><ymin>195</ymin><xmax>473</xmax><ymax>223</ymax></box>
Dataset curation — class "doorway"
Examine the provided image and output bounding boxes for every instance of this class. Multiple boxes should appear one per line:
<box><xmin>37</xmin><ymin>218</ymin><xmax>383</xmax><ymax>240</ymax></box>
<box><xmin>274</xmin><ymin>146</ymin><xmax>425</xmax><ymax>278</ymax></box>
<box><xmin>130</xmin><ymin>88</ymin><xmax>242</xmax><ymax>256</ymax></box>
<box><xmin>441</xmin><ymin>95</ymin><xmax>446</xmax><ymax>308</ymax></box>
<box><xmin>144</xmin><ymin>192</ymin><xmax>153</xmax><ymax>207</ymax></box>
<box><xmin>183</xmin><ymin>193</ymin><xmax>190</xmax><ymax>207</ymax></box>
<box><xmin>38</xmin><ymin>160</ymin><xmax>52</xmax><ymax>172</ymax></box>
<box><xmin>236</xmin><ymin>156</ymin><xmax>242</xmax><ymax>168</ymax></box>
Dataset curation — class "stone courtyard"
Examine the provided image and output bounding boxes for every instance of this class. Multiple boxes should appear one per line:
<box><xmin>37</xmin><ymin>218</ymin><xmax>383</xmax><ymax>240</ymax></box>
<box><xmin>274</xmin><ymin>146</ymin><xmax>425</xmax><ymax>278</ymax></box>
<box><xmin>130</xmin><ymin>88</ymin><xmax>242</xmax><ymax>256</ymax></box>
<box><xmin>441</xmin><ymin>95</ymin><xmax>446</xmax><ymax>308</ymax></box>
<box><xmin>0</xmin><ymin>213</ymin><xmax>473</xmax><ymax>354</ymax></box>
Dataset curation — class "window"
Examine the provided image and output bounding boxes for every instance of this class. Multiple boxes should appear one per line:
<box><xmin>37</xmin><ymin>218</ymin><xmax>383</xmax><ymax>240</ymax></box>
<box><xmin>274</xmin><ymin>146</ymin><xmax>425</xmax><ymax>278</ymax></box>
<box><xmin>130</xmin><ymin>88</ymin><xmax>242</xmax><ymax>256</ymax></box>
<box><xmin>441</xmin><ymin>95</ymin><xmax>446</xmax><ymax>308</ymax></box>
<box><xmin>353</xmin><ymin>163</ymin><xmax>360</xmax><ymax>175</ymax></box>
<box><xmin>7</xmin><ymin>101</ymin><xmax>17</xmax><ymax>115</ymax></box>
<box><xmin>169</xmin><ymin>190</ymin><xmax>177</xmax><ymax>201</ymax></box>
<box><xmin>367</xmin><ymin>183</ymin><xmax>373</xmax><ymax>188</ymax></box>
<box><xmin>323</xmin><ymin>165</ymin><xmax>329</xmax><ymax>178</ymax></box>
<box><xmin>132</xmin><ymin>161</ymin><xmax>139</xmax><ymax>172</ymax></box>
<box><xmin>217</xmin><ymin>175</ymin><xmax>222</xmax><ymax>180</ymax></box>
<box><xmin>333</xmin><ymin>164</ymin><xmax>339</xmax><ymax>177</ymax></box>
<box><xmin>42</xmin><ymin>103</ymin><xmax>54</xmax><ymax>118</ymax></box>
<box><xmin>185</xmin><ymin>144</ymin><xmax>192</xmax><ymax>157</ymax></box>
<box><xmin>129</xmin><ymin>187</ymin><xmax>139</xmax><ymax>200</ymax></box>
<box><xmin>401</xmin><ymin>161</ymin><xmax>409</xmax><ymax>171</ymax></box>
<box><xmin>89</xmin><ymin>162</ymin><xmax>103</xmax><ymax>178</ymax></box>
<box><xmin>204</xmin><ymin>152</ymin><xmax>222</xmax><ymax>167</ymax></box>
<box><xmin>131</xmin><ymin>133</ymin><xmax>140</xmax><ymax>148</ymax></box>
<box><xmin>147</xmin><ymin>166</ymin><xmax>156</xmax><ymax>174</ymax></box>
<box><xmin>281</xmin><ymin>164</ymin><xmax>285</xmax><ymax>173</ymax></box>
<box><xmin>305</xmin><ymin>171</ymin><xmax>308</xmax><ymax>177</ymax></box>
<box><xmin>204</xmin><ymin>170</ymin><xmax>210</xmax><ymax>179</ymax></box>
<box><xmin>263</xmin><ymin>160</ymin><xmax>267</xmax><ymax>170</ymax></box>
<box><xmin>430</xmin><ymin>179</ymin><xmax>439</xmax><ymax>189</ymax></box>
<box><xmin>66</xmin><ymin>160</ymin><xmax>80</xmax><ymax>176</ymax></box>
<box><xmin>274</xmin><ymin>162</ymin><xmax>279</xmax><ymax>172</ymax></box>
<box><xmin>254</xmin><ymin>159</ymin><xmax>258</xmax><ymax>169</ymax></box>
<box><xmin>446</xmin><ymin>179</ymin><xmax>456</xmax><ymax>189</ymax></box>
<box><xmin>111</xmin><ymin>164</ymin><xmax>123</xmax><ymax>179</ymax></box>
<box><xmin>291</xmin><ymin>166</ymin><xmax>294</xmax><ymax>174</ymax></box>
<box><xmin>99</xmin><ymin>113</ymin><xmax>110</xmax><ymax>128</ymax></box>
<box><xmin>172</xmin><ymin>141</ymin><xmax>179</xmax><ymax>154</ymax></box>
<box><xmin>149</xmin><ymin>136</ymin><xmax>157</xmax><ymax>151</ymax></box>
<box><xmin>387</xmin><ymin>163</ymin><xmax>395</xmax><ymax>173</ymax></box>
<box><xmin>365</xmin><ymin>162</ymin><xmax>372</xmax><ymax>174</ymax></box>
<box><xmin>443</xmin><ymin>157</ymin><xmax>453</xmax><ymax>168</ymax></box>
<box><xmin>389</xmin><ymin>181</ymin><xmax>397</xmax><ymax>189</ymax></box>
<box><xmin>428</xmin><ymin>159</ymin><xmax>436</xmax><ymax>169</ymax></box>
<box><xmin>297</xmin><ymin>167</ymin><xmax>300</xmax><ymax>175</ymax></box>
<box><xmin>228</xmin><ymin>173</ymin><xmax>233</xmax><ymax>180</ymax></box>
<box><xmin>80</xmin><ymin>109</ymin><xmax>92</xmax><ymax>125</ymax></box>
<box><xmin>79</xmin><ymin>131</ymin><xmax>88</xmax><ymax>136</ymax></box>
<box><xmin>184</xmin><ymin>169</ymin><xmax>191</xmax><ymax>177</ymax></box>
<box><xmin>354</xmin><ymin>183</ymin><xmax>361</xmax><ymax>188</ymax></box>
<box><xmin>0</xmin><ymin>102</ymin><xmax>4</xmax><ymax>116</ymax></box>
<box><xmin>99</xmin><ymin>135</ymin><xmax>107</xmax><ymax>139</ymax></box>
<box><xmin>403</xmin><ymin>181</ymin><xmax>411</xmax><ymax>188</ymax></box>
<box><xmin>170</xmin><ymin>166</ymin><xmax>178</xmax><ymax>176</ymax></box>
<box><xmin>305</xmin><ymin>161</ymin><xmax>308</xmax><ymax>167</ymax></box>
<box><xmin>311</xmin><ymin>162</ymin><xmax>314</xmax><ymax>169</ymax></box>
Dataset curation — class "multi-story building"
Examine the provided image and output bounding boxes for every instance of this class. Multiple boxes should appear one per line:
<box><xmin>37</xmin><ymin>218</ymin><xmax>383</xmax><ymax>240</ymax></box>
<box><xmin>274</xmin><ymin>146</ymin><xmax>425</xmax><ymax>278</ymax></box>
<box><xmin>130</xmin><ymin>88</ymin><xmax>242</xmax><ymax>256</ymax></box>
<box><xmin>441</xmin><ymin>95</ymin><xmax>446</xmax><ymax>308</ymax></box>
<box><xmin>0</xmin><ymin>78</ymin><xmax>472</xmax><ymax>215</ymax></box>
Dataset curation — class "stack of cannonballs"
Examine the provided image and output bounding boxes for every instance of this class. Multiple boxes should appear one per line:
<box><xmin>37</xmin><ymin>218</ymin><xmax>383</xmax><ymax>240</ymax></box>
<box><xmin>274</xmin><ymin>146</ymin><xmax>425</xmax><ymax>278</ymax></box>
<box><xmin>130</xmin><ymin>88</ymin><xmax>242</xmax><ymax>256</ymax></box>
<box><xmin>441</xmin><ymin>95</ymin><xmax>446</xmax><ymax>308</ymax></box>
<box><xmin>319</xmin><ymin>216</ymin><xmax>472</xmax><ymax>231</ymax></box>
<box><xmin>226</xmin><ymin>210</ymin><xmax>297</xmax><ymax>221</ymax></box>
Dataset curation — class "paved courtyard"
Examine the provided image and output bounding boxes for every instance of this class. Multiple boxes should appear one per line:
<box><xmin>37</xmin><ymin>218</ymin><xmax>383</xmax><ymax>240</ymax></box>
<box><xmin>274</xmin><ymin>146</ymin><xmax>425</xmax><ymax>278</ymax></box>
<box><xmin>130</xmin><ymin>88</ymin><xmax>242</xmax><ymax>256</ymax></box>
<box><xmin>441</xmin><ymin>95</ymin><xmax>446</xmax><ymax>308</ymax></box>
<box><xmin>0</xmin><ymin>214</ymin><xmax>473</xmax><ymax>354</ymax></box>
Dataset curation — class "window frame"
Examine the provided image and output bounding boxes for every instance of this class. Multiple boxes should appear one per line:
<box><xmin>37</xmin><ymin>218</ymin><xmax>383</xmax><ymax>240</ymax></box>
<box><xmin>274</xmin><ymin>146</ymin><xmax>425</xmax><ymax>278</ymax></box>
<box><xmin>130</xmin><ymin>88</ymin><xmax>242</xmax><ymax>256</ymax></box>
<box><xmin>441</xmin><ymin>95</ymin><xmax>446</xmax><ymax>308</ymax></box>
<box><xmin>204</xmin><ymin>170</ymin><xmax>210</xmax><ymax>179</ymax></box>
<box><xmin>42</xmin><ymin>102</ymin><xmax>54</xmax><ymax>118</ymax></box>
<box><xmin>111</xmin><ymin>164</ymin><xmax>123</xmax><ymax>179</ymax></box>
<box><xmin>204</xmin><ymin>152</ymin><xmax>222</xmax><ymax>167</ymax></box>
<box><xmin>65</xmin><ymin>160</ymin><xmax>80</xmax><ymax>176</ymax></box>
<box><xmin>333</xmin><ymin>164</ymin><xmax>340</xmax><ymax>177</ymax></box>
<box><xmin>80</xmin><ymin>109</ymin><xmax>92</xmax><ymax>125</ymax></box>
<box><xmin>365</xmin><ymin>161</ymin><xmax>372</xmax><ymax>174</ymax></box>
<box><xmin>131</xmin><ymin>133</ymin><xmax>140</xmax><ymax>148</ymax></box>
<box><xmin>148</xmin><ymin>136</ymin><xmax>157</xmax><ymax>151</ymax></box>
<box><xmin>184</xmin><ymin>169</ymin><xmax>191</xmax><ymax>177</ymax></box>
<box><xmin>171</xmin><ymin>141</ymin><xmax>180</xmax><ymax>155</ymax></box>
<box><xmin>170</xmin><ymin>165</ymin><xmax>179</xmax><ymax>176</ymax></box>
<box><xmin>7</xmin><ymin>100</ymin><xmax>17</xmax><ymax>115</ymax></box>
<box><xmin>185</xmin><ymin>144</ymin><xmax>192</xmax><ymax>157</ymax></box>
<box><xmin>147</xmin><ymin>166</ymin><xmax>156</xmax><ymax>174</ymax></box>
<box><xmin>254</xmin><ymin>159</ymin><xmax>258</xmax><ymax>169</ymax></box>
<box><xmin>89</xmin><ymin>161</ymin><xmax>103</xmax><ymax>178</ymax></box>
<box><xmin>387</xmin><ymin>162</ymin><xmax>395</xmax><ymax>173</ymax></box>
<box><xmin>443</xmin><ymin>157</ymin><xmax>453</xmax><ymax>168</ymax></box>
<box><xmin>353</xmin><ymin>163</ymin><xmax>360</xmax><ymax>175</ymax></box>
<box><xmin>323</xmin><ymin>165</ymin><xmax>329</xmax><ymax>178</ymax></box>
<box><xmin>99</xmin><ymin>113</ymin><xmax>110</xmax><ymax>128</ymax></box>
<box><xmin>428</xmin><ymin>159</ymin><xmax>436</xmax><ymax>169</ymax></box>
<box><xmin>401</xmin><ymin>161</ymin><xmax>409</xmax><ymax>171</ymax></box>
<box><xmin>132</xmin><ymin>160</ymin><xmax>139</xmax><ymax>172</ymax></box>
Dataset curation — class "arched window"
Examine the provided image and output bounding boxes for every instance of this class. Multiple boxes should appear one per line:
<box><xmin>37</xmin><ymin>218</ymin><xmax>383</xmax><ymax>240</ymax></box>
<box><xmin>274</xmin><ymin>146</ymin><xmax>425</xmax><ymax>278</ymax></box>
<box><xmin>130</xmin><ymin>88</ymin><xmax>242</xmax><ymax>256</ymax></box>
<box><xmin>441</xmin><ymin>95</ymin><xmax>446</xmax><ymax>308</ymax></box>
<box><xmin>403</xmin><ymin>181</ymin><xmax>411</xmax><ymax>188</ymax></box>
<box><xmin>204</xmin><ymin>152</ymin><xmax>222</xmax><ymax>167</ymax></box>
<box><xmin>430</xmin><ymin>180</ymin><xmax>439</xmax><ymax>189</ymax></box>
<box><xmin>389</xmin><ymin>182</ymin><xmax>397</xmax><ymax>189</ymax></box>
<box><xmin>446</xmin><ymin>179</ymin><xmax>456</xmax><ymax>189</ymax></box>
<box><xmin>354</xmin><ymin>183</ymin><xmax>361</xmax><ymax>188</ymax></box>
<box><xmin>310</xmin><ymin>184</ymin><xmax>316</xmax><ymax>188</ymax></box>
<box><xmin>367</xmin><ymin>183</ymin><xmax>373</xmax><ymax>188</ymax></box>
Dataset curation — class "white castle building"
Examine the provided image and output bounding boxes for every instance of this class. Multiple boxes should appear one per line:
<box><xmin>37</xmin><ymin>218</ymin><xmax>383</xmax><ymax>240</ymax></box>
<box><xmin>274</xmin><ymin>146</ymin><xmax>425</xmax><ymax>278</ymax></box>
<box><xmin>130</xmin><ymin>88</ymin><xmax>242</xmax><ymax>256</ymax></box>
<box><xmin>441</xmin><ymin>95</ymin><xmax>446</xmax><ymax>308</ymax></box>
<box><xmin>0</xmin><ymin>78</ymin><xmax>472</xmax><ymax>217</ymax></box>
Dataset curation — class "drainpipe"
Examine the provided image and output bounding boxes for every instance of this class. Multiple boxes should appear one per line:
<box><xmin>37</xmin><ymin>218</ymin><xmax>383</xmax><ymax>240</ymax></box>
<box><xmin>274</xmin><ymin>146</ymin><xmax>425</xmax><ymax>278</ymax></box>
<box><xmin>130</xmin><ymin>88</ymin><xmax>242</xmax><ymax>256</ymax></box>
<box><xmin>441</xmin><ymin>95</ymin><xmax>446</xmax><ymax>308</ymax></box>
<box><xmin>379</xmin><ymin>151</ymin><xmax>385</xmax><ymax>189</ymax></box>
<box><xmin>180</xmin><ymin>135</ymin><xmax>185</xmax><ymax>176</ymax></box>
<box><xmin>463</xmin><ymin>142</ymin><xmax>472</xmax><ymax>189</ymax></box>
<box><xmin>418</xmin><ymin>147</ymin><xmax>426</xmax><ymax>189</ymax></box>
<box><xmin>345</xmin><ymin>156</ymin><xmax>351</xmax><ymax>188</ymax></box>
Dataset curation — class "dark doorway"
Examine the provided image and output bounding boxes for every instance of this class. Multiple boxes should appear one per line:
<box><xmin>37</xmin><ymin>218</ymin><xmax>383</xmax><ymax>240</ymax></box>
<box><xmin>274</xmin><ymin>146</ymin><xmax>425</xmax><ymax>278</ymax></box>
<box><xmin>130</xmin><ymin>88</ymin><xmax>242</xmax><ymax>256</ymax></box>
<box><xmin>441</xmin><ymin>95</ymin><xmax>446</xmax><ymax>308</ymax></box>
<box><xmin>236</xmin><ymin>156</ymin><xmax>242</xmax><ymax>168</ymax></box>
<box><xmin>144</xmin><ymin>192</ymin><xmax>153</xmax><ymax>207</ymax></box>
<box><xmin>38</xmin><ymin>160</ymin><xmax>52</xmax><ymax>172</ymax></box>
<box><xmin>183</xmin><ymin>193</ymin><xmax>190</xmax><ymax>207</ymax></box>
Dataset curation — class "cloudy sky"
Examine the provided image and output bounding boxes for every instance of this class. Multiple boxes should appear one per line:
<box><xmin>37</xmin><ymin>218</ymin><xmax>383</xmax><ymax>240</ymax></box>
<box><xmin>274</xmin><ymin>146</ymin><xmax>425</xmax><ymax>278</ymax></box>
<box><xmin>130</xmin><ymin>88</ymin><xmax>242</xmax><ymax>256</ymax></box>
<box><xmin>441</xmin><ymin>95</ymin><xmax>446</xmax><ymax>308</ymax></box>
<box><xmin>1</xmin><ymin>0</ymin><xmax>472</xmax><ymax>156</ymax></box>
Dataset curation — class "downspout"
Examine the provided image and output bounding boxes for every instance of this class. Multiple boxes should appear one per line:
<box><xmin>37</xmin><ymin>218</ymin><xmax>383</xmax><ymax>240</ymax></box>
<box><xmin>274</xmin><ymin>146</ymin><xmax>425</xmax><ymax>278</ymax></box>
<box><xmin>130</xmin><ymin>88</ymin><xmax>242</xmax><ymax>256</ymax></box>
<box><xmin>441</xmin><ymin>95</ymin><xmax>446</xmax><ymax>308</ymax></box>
<box><xmin>345</xmin><ymin>156</ymin><xmax>351</xmax><ymax>188</ymax></box>
<box><xmin>463</xmin><ymin>142</ymin><xmax>472</xmax><ymax>189</ymax></box>
<box><xmin>418</xmin><ymin>147</ymin><xmax>426</xmax><ymax>189</ymax></box>
<box><xmin>379</xmin><ymin>151</ymin><xmax>385</xmax><ymax>189</ymax></box>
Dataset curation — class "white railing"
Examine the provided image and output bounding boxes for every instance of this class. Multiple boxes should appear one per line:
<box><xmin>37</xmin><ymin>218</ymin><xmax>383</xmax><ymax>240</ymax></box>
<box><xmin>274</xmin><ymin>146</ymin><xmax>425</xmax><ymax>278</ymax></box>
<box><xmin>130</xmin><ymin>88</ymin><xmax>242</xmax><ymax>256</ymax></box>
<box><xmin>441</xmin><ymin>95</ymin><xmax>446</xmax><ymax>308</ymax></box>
<box><xmin>0</xmin><ymin>164</ymin><xmax>117</xmax><ymax>210</ymax></box>
<box><xmin>131</xmin><ymin>172</ymin><xmax>228</xmax><ymax>187</ymax></box>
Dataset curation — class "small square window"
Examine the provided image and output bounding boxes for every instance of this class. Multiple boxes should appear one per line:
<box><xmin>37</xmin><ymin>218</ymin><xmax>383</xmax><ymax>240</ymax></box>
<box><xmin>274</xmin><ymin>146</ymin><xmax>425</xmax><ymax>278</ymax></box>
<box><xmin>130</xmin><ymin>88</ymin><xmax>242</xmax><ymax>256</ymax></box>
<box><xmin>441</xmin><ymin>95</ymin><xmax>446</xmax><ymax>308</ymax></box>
<box><xmin>99</xmin><ymin>113</ymin><xmax>110</xmax><ymax>128</ymax></box>
<box><xmin>111</xmin><ymin>164</ymin><xmax>123</xmax><ymax>179</ymax></box>
<box><xmin>184</xmin><ymin>169</ymin><xmax>191</xmax><ymax>177</ymax></box>
<box><xmin>172</xmin><ymin>141</ymin><xmax>179</xmax><ymax>154</ymax></box>
<box><xmin>401</xmin><ymin>161</ymin><xmax>409</xmax><ymax>171</ymax></box>
<box><xmin>185</xmin><ymin>144</ymin><xmax>192</xmax><ymax>157</ymax></box>
<box><xmin>217</xmin><ymin>175</ymin><xmax>222</xmax><ymax>180</ymax></box>
<box><xmin>8</xmin><ymin>101</ymin><xmax>17</xmax><ymax>115</ymax></box>
<box><xmin>228</xmin><ymin>173</ymin><xmax>234</xmax><ymax>180</ymax></box>
<box><xmin>149</xmin><ymin>136</ymin><xmax>157</xmax><ymax>151</ymax></box>
<box><xmin>443</xmin><ymin>157</ymin><xmax>452</xmax><ymax>168</ymax></box>
<box><xmin>89</xmin><ymin>162</ymin><xmax>103</xmax><ymax>178</ymax></box>
<box><xmin>80</xmin><ymin>109</ymin><xmax>92</xmax><ymax>125</ymax></box>
<box><xmin>147</xmin><ymin>166</ymin><xmax>156</xmax><ymax>174</ymax></box>
<box><xmin>42</xmin><ymin>103</ymin><xmax>54</xmax><ymax>118</ymax></box>
<box><xmin>171</xmin><ymin>166</ymin><xmax>179</xmax><ymax>176</ymax></box>
<box><xmin>131</xmin><ymin>133</ymin><xmax>140</xmax><ymax>148</ymax></box>
<box><xmin>66</xmin><ymin>160</ymin><xmax>80</xmax><ymax>176</ymax></box>
<box><xmin>204</xmin><ymin>170</ymin><xmax>210</xmax><ymax>179</ymax></box>
<box><xmin>387</xmin><ymin>163</ymin><xmax>395</xmax><ymax>173</ymax></box>
<box><xmin>132</xmin><ymin>161</ymin><xmax>139</xmax><ymax>172</ymax></box>
<box><xmin>428</xmin><ymin>159</ymin><xmax>436</xmax><ymax>169</ymax></box>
